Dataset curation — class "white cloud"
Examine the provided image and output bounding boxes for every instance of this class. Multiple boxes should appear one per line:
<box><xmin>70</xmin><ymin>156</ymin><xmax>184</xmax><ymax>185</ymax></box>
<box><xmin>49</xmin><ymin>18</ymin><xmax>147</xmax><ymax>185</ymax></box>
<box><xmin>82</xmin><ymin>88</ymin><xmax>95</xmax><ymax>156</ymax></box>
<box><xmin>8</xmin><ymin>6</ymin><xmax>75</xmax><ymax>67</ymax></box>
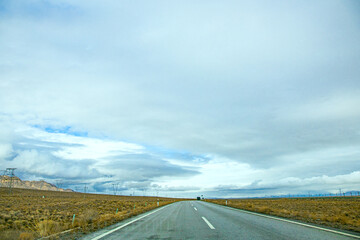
<box><xmin>0</xmin><ymin>0</ymin><xmax>360</xmax><ymax>196</ymax></box>
<box><xmin>280</xmin><ymin>92</ymin><xmax>360</xmax><ymax>122</ymax></box>
<box><xmin>0</xmin><ymin>123</ymin><xmax>200</xmax><ymax>193</ymax></box>
<box><xmin>154</xmin><ymin>156</ymin><xmax>264</xmax><ymax>190</ymax></box>
<box><xmin>10</xmin><ymin>148</ymin><xmax>99</xmax><ymax>179</ymax></box>
<box><xmin>0</xmin><ymin>143</ymin><xmax>13</xmax><ymax>160</ymax></box>
<box><xmin>254</xmin><ymin>171</ymin><xmax>360</xmax><ymax>193</ymax></box>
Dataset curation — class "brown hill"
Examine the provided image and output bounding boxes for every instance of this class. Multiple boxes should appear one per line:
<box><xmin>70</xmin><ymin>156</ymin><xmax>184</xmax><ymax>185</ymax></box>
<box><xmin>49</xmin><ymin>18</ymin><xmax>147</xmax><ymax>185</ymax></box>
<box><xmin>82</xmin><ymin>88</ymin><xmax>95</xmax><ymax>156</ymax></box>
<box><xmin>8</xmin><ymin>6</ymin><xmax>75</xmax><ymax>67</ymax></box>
<box><xmin>0</xmin><ymin>176</ymin><xmax>73</xmax><ymax>192</ymax></box>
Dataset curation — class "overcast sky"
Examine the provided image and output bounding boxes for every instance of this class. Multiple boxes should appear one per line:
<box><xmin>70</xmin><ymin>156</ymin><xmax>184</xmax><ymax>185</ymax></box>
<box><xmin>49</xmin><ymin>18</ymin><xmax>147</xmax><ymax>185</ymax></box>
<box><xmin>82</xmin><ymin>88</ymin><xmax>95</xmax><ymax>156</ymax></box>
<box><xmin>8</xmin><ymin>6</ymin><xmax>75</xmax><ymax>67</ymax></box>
<box><xmin>1</xmin><ymin>0</ymin><xmax>360</xmax><ymax>198</ymax></box>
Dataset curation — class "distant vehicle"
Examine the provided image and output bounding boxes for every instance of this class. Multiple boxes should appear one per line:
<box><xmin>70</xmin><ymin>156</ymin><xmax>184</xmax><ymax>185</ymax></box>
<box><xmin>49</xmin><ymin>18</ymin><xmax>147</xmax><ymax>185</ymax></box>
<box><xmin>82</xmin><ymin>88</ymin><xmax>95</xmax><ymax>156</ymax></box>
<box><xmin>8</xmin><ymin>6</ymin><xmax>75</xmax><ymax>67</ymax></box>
<box><xmin>197</xmin><ymin>196</ymin><xmax>201</xmax><ymax>200</ymax></box>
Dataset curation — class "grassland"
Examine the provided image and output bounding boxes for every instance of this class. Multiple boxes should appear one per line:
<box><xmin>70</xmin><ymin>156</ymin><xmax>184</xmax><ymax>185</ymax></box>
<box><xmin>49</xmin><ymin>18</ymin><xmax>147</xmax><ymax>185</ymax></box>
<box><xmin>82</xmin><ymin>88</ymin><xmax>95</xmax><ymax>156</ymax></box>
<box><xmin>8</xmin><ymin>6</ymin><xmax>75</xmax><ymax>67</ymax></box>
<box><xmin>0</xmin><ymin>187</ymin><xmax>181</xmax><ymax>240</ymax></box>
<box><xmin>3</xmin><ymin>188</ymin><xmax>359</xmax><ymax>239</ymax></box>
<box><xmin>206</xmin><ymin>197</ymin><xmax>360</xmax><ymax>233</ymax></box>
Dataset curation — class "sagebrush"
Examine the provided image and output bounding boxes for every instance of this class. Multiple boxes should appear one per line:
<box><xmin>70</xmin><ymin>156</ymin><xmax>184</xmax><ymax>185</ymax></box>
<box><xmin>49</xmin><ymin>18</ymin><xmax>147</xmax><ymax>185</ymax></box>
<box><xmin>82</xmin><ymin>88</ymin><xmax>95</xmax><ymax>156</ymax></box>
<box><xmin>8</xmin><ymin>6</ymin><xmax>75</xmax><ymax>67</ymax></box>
<box><xmin>207</xmin><ymin>197</ymin><xmax>360</xmax><ymax>232</ymax></box>
<box><xmin>0</xmin><ymin>188</ymin><xmax>180</xmax><ymax>239</ymax></box>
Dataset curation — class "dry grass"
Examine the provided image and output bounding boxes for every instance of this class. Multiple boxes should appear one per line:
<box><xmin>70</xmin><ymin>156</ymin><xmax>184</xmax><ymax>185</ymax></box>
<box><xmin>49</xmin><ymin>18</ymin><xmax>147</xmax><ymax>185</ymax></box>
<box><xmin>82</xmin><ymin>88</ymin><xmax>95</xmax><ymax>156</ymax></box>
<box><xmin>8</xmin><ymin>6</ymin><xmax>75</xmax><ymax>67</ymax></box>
<box><xmin>37</xmin><ymin>220</ymin><xmax>62</xmax><ymax>237</ymax></box>
<box><xmin>206</xmin><ymin>197</ymin><xmax>360</xmax><ymax>232</ymax></box>
<box><xmin>18</xmin><ymin>232</ymin><xmax>34</xmax><ymax>240</ymax></box>
<box><xmin>0</xmin><ymin>187</ymin><xmax>182</xmax><ymax>239</ymax></box>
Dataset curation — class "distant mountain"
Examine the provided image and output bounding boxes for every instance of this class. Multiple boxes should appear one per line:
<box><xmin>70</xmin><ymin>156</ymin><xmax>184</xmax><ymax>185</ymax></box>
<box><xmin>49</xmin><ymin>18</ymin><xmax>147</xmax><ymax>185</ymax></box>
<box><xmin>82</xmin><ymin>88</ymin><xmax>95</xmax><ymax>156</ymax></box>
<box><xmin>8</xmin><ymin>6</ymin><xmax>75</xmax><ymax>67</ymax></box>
<box><xmin>0</xmin><ymin>176</ymin><xmax>73</xmax><ymax>192</ymax></box>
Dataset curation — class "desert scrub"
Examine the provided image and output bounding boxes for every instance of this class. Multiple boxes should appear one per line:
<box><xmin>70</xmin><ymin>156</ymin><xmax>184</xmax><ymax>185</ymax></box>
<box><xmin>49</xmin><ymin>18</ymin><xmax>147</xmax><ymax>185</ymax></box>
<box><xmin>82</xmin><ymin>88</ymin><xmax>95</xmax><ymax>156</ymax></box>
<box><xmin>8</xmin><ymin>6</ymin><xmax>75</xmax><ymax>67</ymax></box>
<box><xmin>0</xmin><ymin>187</ymin><xmax>182</xmax><ymax>239</ymax></box>
<box><xmin>206</xmin><ymin>197</ymin><xmax>360</xmax><ymax>232</ymax></box>
<box><xmin>18</xmin><ymin>232</ymin><xmax>35</xmax><ymax>240</ymax></box>
<box><xmin>37</xmin><ymin>220</ymin><xmax>62</xmax><ymax>237</ymax></box>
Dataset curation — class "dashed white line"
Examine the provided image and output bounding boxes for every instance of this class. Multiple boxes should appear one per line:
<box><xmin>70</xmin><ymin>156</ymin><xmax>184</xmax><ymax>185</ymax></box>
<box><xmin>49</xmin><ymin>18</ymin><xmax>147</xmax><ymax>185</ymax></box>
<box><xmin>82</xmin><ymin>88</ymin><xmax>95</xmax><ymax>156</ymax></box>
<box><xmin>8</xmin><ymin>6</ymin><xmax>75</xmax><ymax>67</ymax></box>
<box><xmin>202</xmin><ymin>217</ymin><xmax>215</xmax><ymax>229</ymax></box>
<box><xmin>194</xmin><ymin>207</ymin><xmax>197</xmax><ymax>211</ymax></box>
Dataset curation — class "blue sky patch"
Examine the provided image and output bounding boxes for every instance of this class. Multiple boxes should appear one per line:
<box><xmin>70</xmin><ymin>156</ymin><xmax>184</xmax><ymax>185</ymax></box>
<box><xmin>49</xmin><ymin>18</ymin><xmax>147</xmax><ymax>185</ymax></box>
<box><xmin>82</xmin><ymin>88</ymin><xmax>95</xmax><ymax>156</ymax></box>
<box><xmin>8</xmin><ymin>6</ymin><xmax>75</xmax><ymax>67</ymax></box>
<box><xmin>33</xmin><ymin>124</ymin><xmax>88</xmax><ymax>137</ymax></box>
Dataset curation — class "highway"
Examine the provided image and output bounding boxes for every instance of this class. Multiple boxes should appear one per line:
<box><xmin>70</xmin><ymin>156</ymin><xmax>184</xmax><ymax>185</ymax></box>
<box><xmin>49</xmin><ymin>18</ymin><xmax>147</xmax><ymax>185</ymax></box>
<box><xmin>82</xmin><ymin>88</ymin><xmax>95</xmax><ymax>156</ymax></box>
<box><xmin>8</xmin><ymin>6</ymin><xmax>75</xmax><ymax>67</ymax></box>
<box><xmin>82</xmin><ymin>201</ymin><xmax>360</xmax><ymax>240</ymax></box>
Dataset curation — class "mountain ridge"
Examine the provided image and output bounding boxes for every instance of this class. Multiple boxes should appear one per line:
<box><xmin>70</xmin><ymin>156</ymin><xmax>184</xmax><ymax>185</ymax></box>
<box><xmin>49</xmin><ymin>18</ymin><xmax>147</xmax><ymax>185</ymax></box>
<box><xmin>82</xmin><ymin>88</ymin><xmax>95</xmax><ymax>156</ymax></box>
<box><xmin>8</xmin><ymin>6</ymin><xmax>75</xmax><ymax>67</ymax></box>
<box><xmin>0</xmin><ymin>176</ymin><xmax>73</xmax><ymax>192</ymax></box>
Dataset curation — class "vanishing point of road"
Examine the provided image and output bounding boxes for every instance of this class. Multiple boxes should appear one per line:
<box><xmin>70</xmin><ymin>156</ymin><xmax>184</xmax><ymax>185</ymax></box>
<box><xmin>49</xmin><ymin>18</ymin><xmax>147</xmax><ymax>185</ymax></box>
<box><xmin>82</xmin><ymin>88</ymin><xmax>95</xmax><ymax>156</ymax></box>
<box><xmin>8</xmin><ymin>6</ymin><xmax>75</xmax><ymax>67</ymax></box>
<box><xmin>82</xmin><ymin>201</ymin><xmax>360</xmax><ymax>240</ymax></box>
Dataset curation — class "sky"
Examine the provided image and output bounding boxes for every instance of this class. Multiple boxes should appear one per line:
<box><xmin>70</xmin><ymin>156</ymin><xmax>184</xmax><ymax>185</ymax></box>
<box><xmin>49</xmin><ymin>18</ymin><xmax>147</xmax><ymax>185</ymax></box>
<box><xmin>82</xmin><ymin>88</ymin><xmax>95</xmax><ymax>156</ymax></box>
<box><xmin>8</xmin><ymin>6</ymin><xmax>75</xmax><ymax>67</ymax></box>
<box><xmin>0</xmin><ymin>0</ymin><xmax>360</xmax><ymax>198</ymax></box>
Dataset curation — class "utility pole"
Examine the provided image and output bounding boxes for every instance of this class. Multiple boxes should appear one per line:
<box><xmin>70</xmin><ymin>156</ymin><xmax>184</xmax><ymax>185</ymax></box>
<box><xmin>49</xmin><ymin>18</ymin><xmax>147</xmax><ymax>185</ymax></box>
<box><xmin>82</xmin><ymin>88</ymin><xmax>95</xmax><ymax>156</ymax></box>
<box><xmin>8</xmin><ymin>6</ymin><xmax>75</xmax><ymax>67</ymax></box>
<box><xmin>6</xmin><ymin>168</ymin><xmax>17</xmax><ymax>194</ymax></box>
<box><xmin>0</xmin><ymin>170</ymin><xmax>6</xmax><ymax>188</ymax></box>
<box><xmin>55</xmin><ymin>180</ymin><xmax>63</xmax><ymax>191</ymax></box>
<box><xmin>112</xmin><ymin>183</ymin><xmax>119</xmax><ymax>195</ymax></box>
<box><xmin>83</xmin><ymin>184</ymin><xmax>88</xmax><ymax>199</ymax></box>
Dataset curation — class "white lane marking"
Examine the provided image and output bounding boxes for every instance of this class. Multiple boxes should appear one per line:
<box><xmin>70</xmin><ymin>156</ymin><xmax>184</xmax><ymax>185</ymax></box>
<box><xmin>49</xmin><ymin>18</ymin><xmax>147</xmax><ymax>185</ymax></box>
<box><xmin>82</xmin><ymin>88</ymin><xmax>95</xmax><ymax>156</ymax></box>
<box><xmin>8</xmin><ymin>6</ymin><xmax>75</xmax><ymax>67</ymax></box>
<box><xmin>194</xmin><ymin>207</ymin><xmax>197</xmax><ymax>211</ymax></box>
<box><xmin>91</xmin><ymin>204</ymin><xmax>171</xmax><ymax>240</ymax></box>
<box><xmin>205</xmin><ymin>202</ymin><xmax>360</xmax><ymax>239</ymax></box>
<box><xmin>202</xmin><ymin>216</ymin><xmax>215</xmax><ymax>229</ymax></box>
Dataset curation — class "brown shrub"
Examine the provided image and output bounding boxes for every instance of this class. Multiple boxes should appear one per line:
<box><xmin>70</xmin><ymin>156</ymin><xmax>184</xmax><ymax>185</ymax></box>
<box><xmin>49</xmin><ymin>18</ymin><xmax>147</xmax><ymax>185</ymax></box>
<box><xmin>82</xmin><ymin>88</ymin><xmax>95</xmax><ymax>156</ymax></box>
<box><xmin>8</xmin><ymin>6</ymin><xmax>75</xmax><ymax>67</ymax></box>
<box><xmin>13</xmin><ymin>220</ymin><xmax>26</xmax><ymax>230</ymax></box>
<box><xmin>18</xmin><ymin>232</ymin><xmax>34</xmax><ymax>240</ymax></box>
<box><xmin>256</xmin><ymin>206</ymin><xmax>271</xmax><ymax>214</ymax></box>
<box><xmin>77</xmin><ymin>209</ymin><xmax>100</xmax><ymax>230</ymax></box>
<box><xmin>37</xmin><ymin>220</ymin><xmax>61</xmax><ymax>237</ymax></box>
<box><xmin>0</xmin><ymin>229</ymin><xmax>22</xmax><ymax>240</ymax></box>
<box><xmin>99</xmin><ymin>213</ymin><xmax>115</xmax><ymax>223</ymax></box>
<box><xmin>80</xmin><ymin>209</ymin><xmax>99</xmax><ymax>224</ymax></box>
<box><xmin>0</xmin><ymin>187</ymin><xmax>180</xmax><ymax>237</ymax></box>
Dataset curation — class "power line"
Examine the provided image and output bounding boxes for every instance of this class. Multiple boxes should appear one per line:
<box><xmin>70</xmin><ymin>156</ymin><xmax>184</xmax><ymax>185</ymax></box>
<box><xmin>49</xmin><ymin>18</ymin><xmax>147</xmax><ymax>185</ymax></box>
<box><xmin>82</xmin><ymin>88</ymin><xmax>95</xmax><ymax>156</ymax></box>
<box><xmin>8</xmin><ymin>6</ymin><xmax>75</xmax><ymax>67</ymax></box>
<box><xmin>112</xmin><ymin>183</ymin><xmax>119</xmax><ymax>195</ymax></box>
<box><xmin>6</xmin><ymin>168</ymin><xmax>17</xmax><ymax>194</ymax></box>
<box><xmin>0</xmin><ymin>170</ymin><xmax>6</xmax><ymax>188</ymax></box>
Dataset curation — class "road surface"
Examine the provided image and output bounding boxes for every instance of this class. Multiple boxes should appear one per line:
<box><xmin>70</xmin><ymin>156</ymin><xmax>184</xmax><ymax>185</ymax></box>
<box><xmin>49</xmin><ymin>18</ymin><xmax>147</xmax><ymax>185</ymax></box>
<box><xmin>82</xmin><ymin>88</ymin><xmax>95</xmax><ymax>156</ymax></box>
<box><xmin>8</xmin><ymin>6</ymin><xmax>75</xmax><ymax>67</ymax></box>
<box><xmin>82</xmin><ymin>201</ymin><xmax>360</xmax><ymax>240</ymax></box>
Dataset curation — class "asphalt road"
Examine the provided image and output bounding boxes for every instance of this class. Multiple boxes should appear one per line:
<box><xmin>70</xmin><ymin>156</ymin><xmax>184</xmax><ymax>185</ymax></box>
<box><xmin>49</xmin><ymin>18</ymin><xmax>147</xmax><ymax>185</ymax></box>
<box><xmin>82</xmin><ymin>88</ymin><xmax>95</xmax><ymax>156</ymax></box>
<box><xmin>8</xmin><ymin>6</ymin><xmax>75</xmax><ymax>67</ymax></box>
<box><xmin>82</xmin><ymin>201</ymin><xmax>360</xmax><ymax>240</ymax></box>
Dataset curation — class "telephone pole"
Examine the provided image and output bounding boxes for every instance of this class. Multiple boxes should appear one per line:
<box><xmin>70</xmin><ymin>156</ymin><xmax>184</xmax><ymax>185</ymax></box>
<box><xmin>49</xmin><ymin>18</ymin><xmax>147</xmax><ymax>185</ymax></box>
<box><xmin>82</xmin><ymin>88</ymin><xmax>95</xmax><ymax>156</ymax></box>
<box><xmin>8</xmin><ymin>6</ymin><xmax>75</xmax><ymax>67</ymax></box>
<box><xmin>56</xmin><ymin>180</ymin><xmax>63</xmax><ymax>191</ymax></box>
<box><xmin>0</xmin><ymin>170</ymin><xmax>6</xmax><ymax>188</ymax></box>
<box><xmin>112</xmin><ymin>183</ymin><xmax>119</xmax><ymax>195</ymax></box>
<box><xmin>6</xmin><ymin>168</ymin><xmax>17</xmax><ymax>194</ymax></box>
<box><xmin>83</xmin><ymin>183</ymin><xmax>88</xmax><ymax>198</ymax></box>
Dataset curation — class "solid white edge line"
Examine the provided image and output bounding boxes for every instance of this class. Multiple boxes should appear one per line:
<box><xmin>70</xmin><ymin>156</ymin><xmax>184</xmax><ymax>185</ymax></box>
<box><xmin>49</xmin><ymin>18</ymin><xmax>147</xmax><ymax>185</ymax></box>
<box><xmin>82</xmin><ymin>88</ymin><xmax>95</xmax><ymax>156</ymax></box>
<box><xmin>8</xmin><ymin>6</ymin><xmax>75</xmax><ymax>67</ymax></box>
<box><xmin>91</xmin><ymin>204</ymin><xmax>171</xmax><ymax>240</ymax></box>
<box><xmin>204</xmin><ymin>202</ymin><xmax>360</xmax><ymax>239</ymax></box>
<box><xmin>202</xmin><ymin>216</ymin><xmax>215</xmax><ymax>229</ymax></box>
<box><xmin>194</xmin><ymin>207</ymin><xmax>197</xmax><ymax>211</ymax></box>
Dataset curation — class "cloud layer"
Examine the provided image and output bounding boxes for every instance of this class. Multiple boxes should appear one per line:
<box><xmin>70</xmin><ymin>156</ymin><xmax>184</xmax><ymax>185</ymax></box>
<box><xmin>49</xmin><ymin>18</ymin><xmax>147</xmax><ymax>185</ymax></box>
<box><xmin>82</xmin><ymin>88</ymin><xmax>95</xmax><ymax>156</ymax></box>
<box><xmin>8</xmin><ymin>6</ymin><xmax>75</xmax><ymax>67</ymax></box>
<box><xmin>1</xmin><ymin>0</ymin><xmax>360</xmax><ymax>197</ymax></box>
